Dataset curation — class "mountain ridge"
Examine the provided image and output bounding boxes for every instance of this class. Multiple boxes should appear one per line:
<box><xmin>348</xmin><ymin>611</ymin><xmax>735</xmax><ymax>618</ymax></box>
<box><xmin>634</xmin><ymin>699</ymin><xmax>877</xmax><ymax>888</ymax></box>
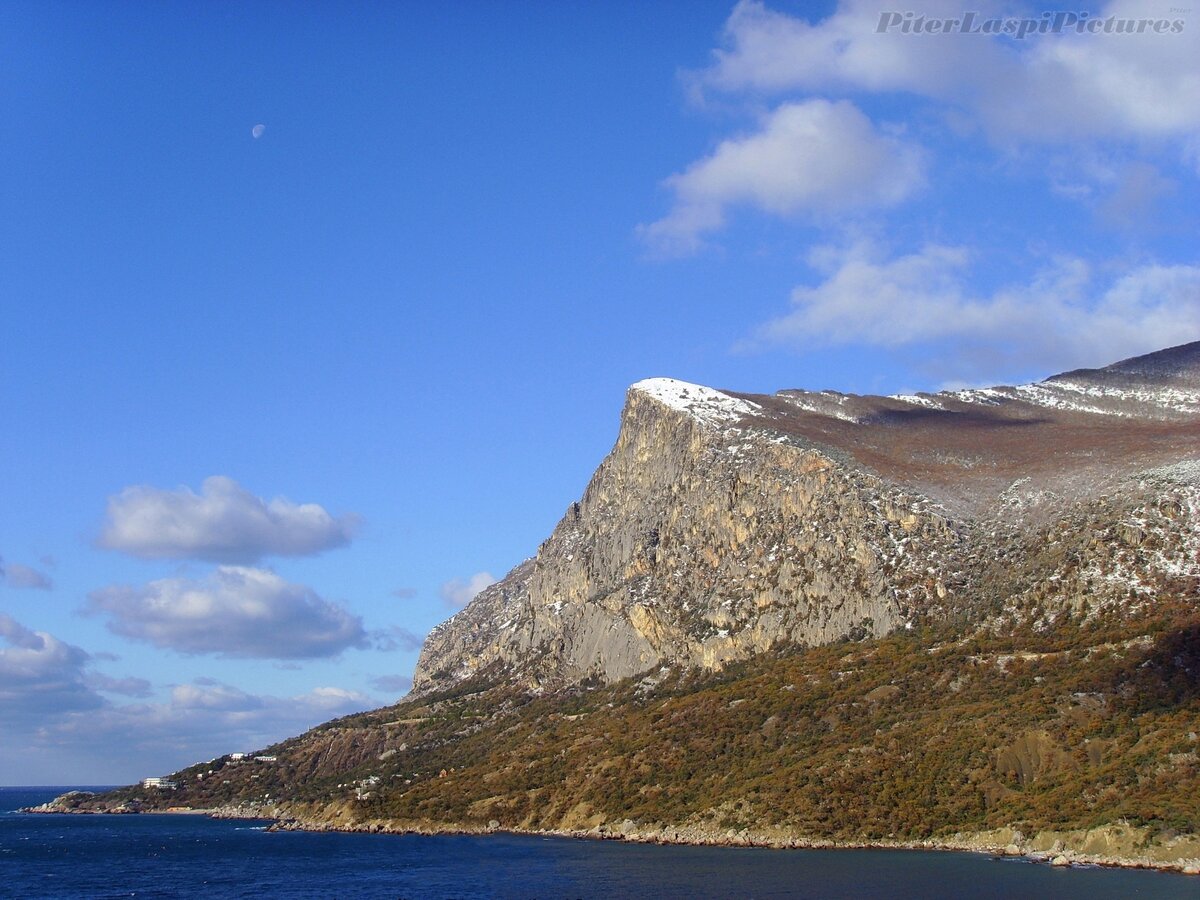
<box><xmin>413</xmin><ymin>341</ymin><xmax>1199</xmax><ymax>696</ymax></box>
<box><xmin>1056</xmin><ymin>339</ymin><xmax>1200</xmax><ymax>385</ymax></box>
<box><xmin>33</xmin><ymin>341</ymin><xmax>1200</xmax><ymax>875</ymax></box>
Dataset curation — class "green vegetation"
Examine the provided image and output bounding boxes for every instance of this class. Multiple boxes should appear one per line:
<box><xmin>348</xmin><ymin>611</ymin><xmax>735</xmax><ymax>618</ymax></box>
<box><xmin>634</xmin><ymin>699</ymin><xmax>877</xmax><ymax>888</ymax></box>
<box><xmin>91</xmin><ymin>595</ymin><xmax>1200</xmax><ymax>846</ymax></box>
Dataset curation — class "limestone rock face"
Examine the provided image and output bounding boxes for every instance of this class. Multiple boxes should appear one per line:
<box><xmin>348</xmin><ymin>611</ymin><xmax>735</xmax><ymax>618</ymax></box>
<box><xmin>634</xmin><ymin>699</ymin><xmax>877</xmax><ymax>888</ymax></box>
<box><xmin>414</xmin><ymin>343</ymin><xmax>1200</xmax><ymax>695</ymax></box>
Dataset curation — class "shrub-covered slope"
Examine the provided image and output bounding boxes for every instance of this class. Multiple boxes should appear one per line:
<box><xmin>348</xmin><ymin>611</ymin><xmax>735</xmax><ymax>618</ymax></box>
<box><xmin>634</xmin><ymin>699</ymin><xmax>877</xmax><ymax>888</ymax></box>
<box><xmin>54</xmin><ymin>601</ymin><xmax>1199</xmax><ymax>866</ymax></box>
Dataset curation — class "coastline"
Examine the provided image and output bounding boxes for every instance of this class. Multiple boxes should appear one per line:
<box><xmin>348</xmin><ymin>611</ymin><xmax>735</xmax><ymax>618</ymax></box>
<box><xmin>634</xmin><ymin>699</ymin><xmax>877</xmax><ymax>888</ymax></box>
<box><xmin>23</xmin><ymin>792</ymin><xmax>1195</xmax><ymax>878</ymax></box>
<box><xmin>31</xmin><ymin>796</ymin><xmax>1193</xmax><ymax>876</ymax></box>
<box><xmin>268</xmin><ymin>812</ymin><xmax>1200</xmax><ymax>876</ymax></box>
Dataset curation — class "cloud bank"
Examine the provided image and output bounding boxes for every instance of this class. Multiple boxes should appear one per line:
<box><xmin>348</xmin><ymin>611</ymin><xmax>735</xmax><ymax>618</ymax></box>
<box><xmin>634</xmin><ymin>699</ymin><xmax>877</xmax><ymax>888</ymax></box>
<box><xmin>0</xmin><ymin>614</ymin><xmax>99</xmax><ymax>722</ymax></box>
<box><xmin>697</xmin><ymin>0</ymin><xmax>1200</xmax><ymax>144</ymax></box>
<box><xmin>0</xmin><ymin>614</ymin><xmax>375</xmax><ymax>784</ymax></box>
<box><xmin>652</xmin><ymin>0</ymin><xmax>1200</xmax><ymax>258</ymax></box>
<box><xmin>749</xmin><ymin>242</ymin><xmax>1200</xmax><ymax>378</ymax></box>
<box><xmin>87</xmin><ymin>566</ymin><xmax>369</xmax><ymax>659</ymax></box>
<box><xmin>98</xmin><ymin>475</ymin><xmax>358</xmax><ymax>563</ymax></box>
<box><xmin>640</xmin><ymin>1</ymin><xmax>1200</xmax><ymax>376</ymax></box>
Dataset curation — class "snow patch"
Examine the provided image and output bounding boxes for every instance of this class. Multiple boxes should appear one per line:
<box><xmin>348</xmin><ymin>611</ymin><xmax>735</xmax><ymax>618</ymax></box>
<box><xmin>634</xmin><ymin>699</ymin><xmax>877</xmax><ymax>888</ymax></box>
<box><xmin>949</xmin><ymin>387</ymin><xmax>1009</xmax><ymax>406</ymax></box>
<box><xmin>1011</xmin><ymin>383</ymin><xmax>1109</xmax><ymax>415</ymax></box>
<box><xmin>776</xmin><ymin>392</ymin><xmax>859</xmax><ymax>423</ymax></box>
<box><xmin>1012</xmin><ymin>380</ymin><xmax>1198</xmax><ymax>416</ymax></box>
<box><xmin>631</xmin><ymin>378</ymin><xmax>760</xmax><ymax>427</ymax></box>
<box><xmin>890</xmin><ymin>393</ymin><xmax>945</xmax><ymax>410</ymax></box>
<box><xmin>1045</xmin><ymin>380</ymin><xmax>1200</xmax><ymax>415</ymax></box>
<box><xmin>943</xmin><ymin>378</ymin><xmax>1200</xmax><ymax>418</ymax></box>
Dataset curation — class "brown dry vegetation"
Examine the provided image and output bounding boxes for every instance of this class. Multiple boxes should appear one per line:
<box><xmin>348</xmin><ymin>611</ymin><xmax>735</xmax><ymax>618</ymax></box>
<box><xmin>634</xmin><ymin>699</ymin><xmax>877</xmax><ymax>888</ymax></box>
<box><xmin>739</xmin><ymin>392</ymin><xmax>1200</xmax><ymax>518</ymax></box>
<box><xmin>93</xmin><ymin>597</ymin><xmax>1200</xmax><ymax>844</ymax></box>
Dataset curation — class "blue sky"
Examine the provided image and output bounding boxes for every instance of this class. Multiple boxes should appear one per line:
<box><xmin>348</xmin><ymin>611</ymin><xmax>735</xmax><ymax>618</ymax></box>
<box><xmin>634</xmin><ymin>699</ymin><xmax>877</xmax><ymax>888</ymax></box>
<box><xmin>2</xmin><ymin>0</ymin><xmax>1198</xmax><ymax>785</ymax></box>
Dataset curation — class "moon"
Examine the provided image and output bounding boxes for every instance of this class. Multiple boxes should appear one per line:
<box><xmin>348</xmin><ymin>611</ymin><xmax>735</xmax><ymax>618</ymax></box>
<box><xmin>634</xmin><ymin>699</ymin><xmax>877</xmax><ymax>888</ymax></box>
<box><xmin>251</xmin><ymin>124</ymin><xmax>265</xmax><ymax>139</ymax></box>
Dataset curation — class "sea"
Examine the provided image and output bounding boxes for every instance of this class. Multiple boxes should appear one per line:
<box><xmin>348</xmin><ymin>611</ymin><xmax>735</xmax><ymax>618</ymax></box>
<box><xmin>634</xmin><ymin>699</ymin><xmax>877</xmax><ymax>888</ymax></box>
<box><xmin>2</xmin><ymin>787</ymin><xmax>1196</xmax><ymax>899</ymax></box>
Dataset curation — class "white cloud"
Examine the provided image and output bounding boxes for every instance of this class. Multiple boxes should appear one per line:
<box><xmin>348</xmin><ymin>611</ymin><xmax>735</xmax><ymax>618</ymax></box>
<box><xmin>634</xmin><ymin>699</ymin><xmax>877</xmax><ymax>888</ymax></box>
<box><xmin>98</xmin><ymin>475</ymin><xmax>359</xmax><ymax>563</ymax></box>
<box><xmin>697</xmin><ymin>0</ymin><xmax>968</xmax><ymax>96</ymax></box>
<box><xmin>86</xmin><ymin>566</ymin><xmax>368</xmax><ymax>659</ymax></box>
<box><xmin>641</xmin><ymin>2</ymin><xmax>1200</xmax><ymax>255</ymax></box>
<box><xmin>750</xmin><ymin>241</ymin><xmax>1200</xmax><ymax>378</ymax></box>
<box><xmin>0</xmin><ymin>614</ymin><xmax>100</xmax><ymax>723</ymax></box>
<box><xmin>438</xmin><ymin>571</ymin><xmax>497</xmax><ymax>609</ymax></box>
<box><xmin>697</xmin><ymin>1</ymin><xmax>1200</xmax><ymax>145</ymax></box>
<box><xmin>0</xmin><ymin>556</ymin><xmax>53</xmax><ymax>590</ymax></box>
<box><xmin>639</xmin><ymin>99</ymin><xmax>924</xmax><ymax>255</ymax></box>
<box><xmin>984</xmin><ymin>2</ymin><xmax>1200</xmax><ymax>143</ymax></box>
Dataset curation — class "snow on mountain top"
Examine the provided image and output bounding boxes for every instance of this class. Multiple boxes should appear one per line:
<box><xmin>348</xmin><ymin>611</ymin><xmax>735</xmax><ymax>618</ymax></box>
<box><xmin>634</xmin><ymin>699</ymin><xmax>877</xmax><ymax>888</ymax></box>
<box><xmin>886</xmin><ymin>369</ymin><xmax>1200</xmax><ymax>419</ymax></box>
<box><xmin>635</xmin><ymin>344</ymin><xmax>1200</xmax><ymax>432</ymax></box>
<box><xmin>1022</xmin><ymin>380</ymin><xmax>1200</xmax><ymax>416</ymax></box>
<box><xmin>631</xmin><ymin>378</ymin><xmax>761</xmax><ymax>427</ymax></box>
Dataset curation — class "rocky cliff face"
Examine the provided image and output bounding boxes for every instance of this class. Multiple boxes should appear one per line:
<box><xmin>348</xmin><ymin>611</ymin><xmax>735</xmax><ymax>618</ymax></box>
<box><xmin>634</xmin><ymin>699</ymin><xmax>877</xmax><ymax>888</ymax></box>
<box><xmin>414</xmin><ymin>343</ymin><xmax>1200</xmax><ymax>695</ymax></box>
<box><xmin>44</xmin><ymin>343</ymin><xmax>1200</xmax><ymax>873</ymax></box>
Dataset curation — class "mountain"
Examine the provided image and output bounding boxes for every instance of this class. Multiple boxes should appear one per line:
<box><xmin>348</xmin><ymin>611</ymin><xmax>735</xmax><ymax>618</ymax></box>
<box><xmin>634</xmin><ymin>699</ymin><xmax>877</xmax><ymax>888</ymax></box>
<box><xmin>36</xmin><ymin>343</ymin><xmax>1200</xmax><ymax>873</ymax></box>
<box><xmin>413</xmin><ymin>342</ymin><xmax>1200</xmax><ymax>695</ymax></box>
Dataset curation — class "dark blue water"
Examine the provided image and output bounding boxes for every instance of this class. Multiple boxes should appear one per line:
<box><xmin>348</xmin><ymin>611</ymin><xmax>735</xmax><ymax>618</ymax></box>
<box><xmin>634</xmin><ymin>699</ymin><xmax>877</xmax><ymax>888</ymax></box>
<box><xmin>2</xmin><ymin>788</ymin><xmax>1195</xmax><ymax>899</ymax></box>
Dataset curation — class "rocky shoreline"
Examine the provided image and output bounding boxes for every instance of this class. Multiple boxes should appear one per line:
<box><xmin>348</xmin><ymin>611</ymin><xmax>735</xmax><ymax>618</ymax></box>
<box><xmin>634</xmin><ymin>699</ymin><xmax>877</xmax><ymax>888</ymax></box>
<box><xmin>270</xmin><ymin>814</ymin><xmax>1200</xmax><ymax>876</ymax></box>
<box><xmin>28</xmin><ymin>793</ymin><xmax>1197</xmax><ymax>876</ymax></box>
